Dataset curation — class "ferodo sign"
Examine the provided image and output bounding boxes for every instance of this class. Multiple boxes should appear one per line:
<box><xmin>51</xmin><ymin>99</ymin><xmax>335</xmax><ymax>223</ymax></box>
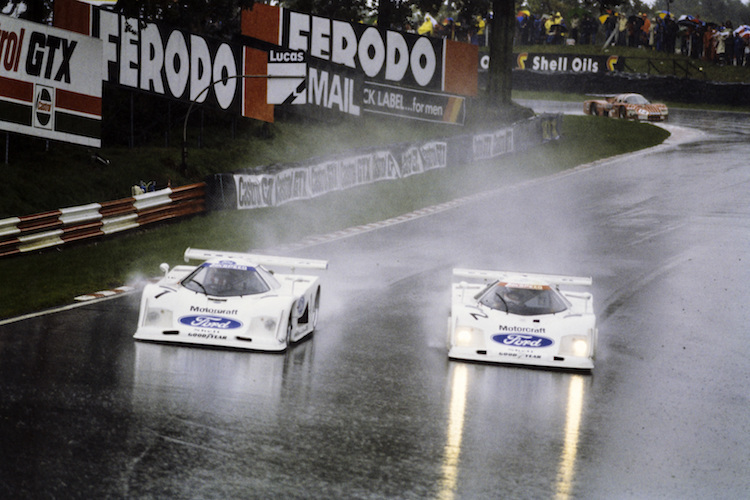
<box><xmin>0</xmin><ymin>17</ymin><xmax>102</xmax><ymax>147</ymax></box>
<box><xmin>54</xmin><ymin>5</ymin><xmax>242</xmax><ymax>111</ymax></box>
<box><xmin>93</xmin><ymin>11</ymin><xmax>241</xmax><ymax>110</ymax></box>
<box><xmin>241</xmin><ymin>4</ymin><xmax>477</xmax><ymax>96</ymax></box>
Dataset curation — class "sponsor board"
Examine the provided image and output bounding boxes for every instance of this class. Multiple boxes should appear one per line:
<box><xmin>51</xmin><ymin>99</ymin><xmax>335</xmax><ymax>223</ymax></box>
<box><xmin>267</xmin><ymin>49</ymin><xmax>306</xmax><ymax>105</ymax></box>
<box><xmin>479</xmin><ymin>53</ymin><xmax>625</xmax><ymax>73</ymax></box>
<box><xmin>362</xmin><ymin>82</ymin><xmax>465</xmax><ymax>125</ymax></box>
<box><xmin>241</xmin><ymin>4</ymin><xmax>477</xmax><ymax>96</ymax></box>
<box><xmin>179</xmin><ymin>315</ymin><xmax>243</xmax><ymax>330</ymax></box>
<box><xmin>472</xmin><ymin>128</ymin><xmax>513</xmax><ymax>161</ymax></box>
<box><xmin>239</xmin><ymin>36</ymin><xmax>363</xmax><ymax>122</ymax></box>
<box><xmin>55</xmin><ymin>3</ymin><xmax>243</xmax><ymax>112</ymax></box>
<box><xmin>400</xmin><ymin>141</ymin><xmax>448</xmax><ymax>177</ymax></box>
<box><xmin>0</xmin><ymin>16</ymin><xmax>102</xmax><ymax>147</ymax></box>
<box><xmin>306</xmin><ymin>57</ymin><xmax>362</xmax><ymax>117</ymax></box>
<box><xmin>94</xmin><ymin>11</ymin><xmax>242</xmax><ymax>110</ymax></box>
<box><xmin>233</xmin><ymin>144</ymin><xmax>445</xmax><ymax>209</ymax></box>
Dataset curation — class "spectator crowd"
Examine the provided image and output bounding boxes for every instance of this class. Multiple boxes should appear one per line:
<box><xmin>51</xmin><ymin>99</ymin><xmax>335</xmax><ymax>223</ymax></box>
<box><xmin>407</xmin><ymin>10</ymin><xmax>750</xmax><ymax>67</ymax></box>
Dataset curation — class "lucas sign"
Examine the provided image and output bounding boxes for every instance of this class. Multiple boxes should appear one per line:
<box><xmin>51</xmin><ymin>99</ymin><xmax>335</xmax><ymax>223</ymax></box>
<box><xmin>0</xmin><ymin>17</ymin><xmax>102</xmax><ymax>147</ymax></box>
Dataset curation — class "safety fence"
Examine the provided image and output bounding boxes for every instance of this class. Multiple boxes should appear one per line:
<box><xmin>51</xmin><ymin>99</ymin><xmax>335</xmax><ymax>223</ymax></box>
<box><xmin>0</xmin><ymin>183</ymin><xmax>206</xmax><ymax>257</ymax></box>
<box><xmin>205</xmin><ymin>114</ymin><xmax>563</xmax><ymax>211</ymax></box>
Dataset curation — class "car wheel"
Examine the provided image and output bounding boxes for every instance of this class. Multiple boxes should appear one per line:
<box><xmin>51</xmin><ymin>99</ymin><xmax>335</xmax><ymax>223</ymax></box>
<box><xmin>590</xmin><ymin>103</ymin><xmax>597</xmax><ymax>115</ymax></box>
<box><xmin>285</xmin><ymin>314</ymin><xmax>294</xmax><ymax>347</ymax></box>
<box><xmin>619</xmin><ymin>107</ymin><xmax>627</xmax><ymax>119</ymax></box>
<box><xmin>311</xmin><ymin>289</ymin><xmax>320</xmax><ymax>330</ymax></box>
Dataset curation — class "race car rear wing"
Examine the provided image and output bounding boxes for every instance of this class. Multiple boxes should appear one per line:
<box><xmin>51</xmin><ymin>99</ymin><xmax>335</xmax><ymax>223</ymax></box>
<box><xmin>453</xmin><ymin>268</ymin><xmax>592</xmax><ymax>287</ymax></box>
<box><xmin>184</xmin><ymin>248</ymin><xmax>329</xmax><ymax>270</ymax></box>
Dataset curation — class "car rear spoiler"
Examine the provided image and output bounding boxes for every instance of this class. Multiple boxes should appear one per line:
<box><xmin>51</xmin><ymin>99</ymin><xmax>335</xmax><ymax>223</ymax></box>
<box><xmin>184</xmin><ymin>248</ymin><xmax>329</xmax><ymax>270</ymax></box>
<box><xmin>453</xmin><ymin>268</ymin><xmax>592</xmax><ymax>286</ymax></box>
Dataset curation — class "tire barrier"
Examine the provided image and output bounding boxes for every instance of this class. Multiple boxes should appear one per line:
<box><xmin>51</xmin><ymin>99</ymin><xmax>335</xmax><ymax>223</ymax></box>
<box><xmin>0</xmin><ymin>183</ymin><xmax>206</xmax><ymax>258</ymax></box>
<box><xmin>205</xmin><ymin>114</ymin><xmax>563</xmax><ymax>211</ymax></box>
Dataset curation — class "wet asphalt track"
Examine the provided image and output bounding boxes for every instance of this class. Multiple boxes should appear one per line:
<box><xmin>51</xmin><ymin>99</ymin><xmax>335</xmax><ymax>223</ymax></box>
<box><xmin>1</xmin><ymin>107</ymin><xmax>749</xmax><ymax>499</ymax></box>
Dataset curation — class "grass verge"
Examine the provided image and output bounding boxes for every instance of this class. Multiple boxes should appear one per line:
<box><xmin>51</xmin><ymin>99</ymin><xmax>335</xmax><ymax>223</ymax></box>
<box><xmin>0</xmin><ymin>115</ymin><xmax>669</xmax><ymax>320</ymax></box>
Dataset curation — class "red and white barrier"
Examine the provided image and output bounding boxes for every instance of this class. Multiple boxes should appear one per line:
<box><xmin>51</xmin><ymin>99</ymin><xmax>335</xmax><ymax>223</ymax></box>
<box><xmin>0</xmin><ymin>183</ymin><xmax>206</xmax><ymax>257</ymax></box>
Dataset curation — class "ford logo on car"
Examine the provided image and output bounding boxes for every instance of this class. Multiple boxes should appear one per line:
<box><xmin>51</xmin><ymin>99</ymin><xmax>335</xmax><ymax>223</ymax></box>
<box><xmin>179</xmin><ymin>315</ymin><xmax>243</xmax><ymax>330</ymax></box>
<box><xmin>492</xmin><ymin>333</ymin><xmax>554</xmax><ymax>348</ymax></box>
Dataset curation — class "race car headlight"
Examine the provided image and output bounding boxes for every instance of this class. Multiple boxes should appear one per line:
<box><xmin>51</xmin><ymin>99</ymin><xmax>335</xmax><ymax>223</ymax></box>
<box><xmin>144</xmin><ymin>307</ymin><xmax>172</xmax><ymax>328</ymax></box>
<box><xmin>453</xmin><ymin>326</ymin><xmax>484</xmax><ymax>348</ymax></box>
<box><xmin>250</xmin><ymin>316</ymin><xmax>278</xmax><ymax>334</ymax></box>
<box><xmin>560</xmin><ymin>335</ymin><xmax>590</xmax><ymax>357</ymax></box>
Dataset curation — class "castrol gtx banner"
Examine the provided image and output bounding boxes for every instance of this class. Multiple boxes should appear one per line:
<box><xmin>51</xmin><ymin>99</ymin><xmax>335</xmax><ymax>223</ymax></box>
<box><xmin>241</xmin><ymin>4</ymin><xmax>477</xmax><ymax>97</ymax></box>
<box><xmin>0</xmin><ymin>16</ymin><xmax>102</xmax><ymax>147</ymax></box>
<box><xmin>54</xmin><ymin>0</ymin><xmax>242</xmax><ymax>113</ymax></box>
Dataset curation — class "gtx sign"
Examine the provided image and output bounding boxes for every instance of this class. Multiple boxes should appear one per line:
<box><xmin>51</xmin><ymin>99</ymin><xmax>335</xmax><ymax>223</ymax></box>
<box><xmin>93</xmin><ymin>10</ymin><xmax>241</xmax><ymax>110</ymax></box>
<box><xmin>0</xmin><ymin>17</ymin><xmax>102</xmax><ymax>147</ymax></box>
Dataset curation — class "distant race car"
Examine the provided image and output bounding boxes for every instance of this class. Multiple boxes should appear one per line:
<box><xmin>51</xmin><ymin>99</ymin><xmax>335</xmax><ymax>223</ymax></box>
<box><xmin>583</xmin><ymin>93</ymin><xmax>668</xmax><ymax>122</ymax></box>
<box><xmin>448</xmin><ymin>268</ymin><xmax>597</xmax><ymax>371</ymax></box>
<box><xmin>134</xmin><ymin>248</ymin><xmax>328</xmax><ymax>351</ymax></box>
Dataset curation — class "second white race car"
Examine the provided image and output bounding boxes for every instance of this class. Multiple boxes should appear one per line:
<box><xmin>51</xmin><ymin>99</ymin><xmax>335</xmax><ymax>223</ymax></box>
<box><xmin>448</xmin><ymin>268</ymin><xmax>597</xmax><ymax>371</ymax></box>
<box><xmin>134</xmin><ymin>248</ymin><xmax>327</xmax><ymax>351</ymax></box>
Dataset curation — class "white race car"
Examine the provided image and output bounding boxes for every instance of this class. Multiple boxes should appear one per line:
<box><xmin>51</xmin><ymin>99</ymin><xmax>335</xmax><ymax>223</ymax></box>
<box><xmin>448</xmin><ymin>268</ymin><xmax>597</xmax><ymax>370</ymax></box>
<box><xmin>134</xmin><ymin>248</ymin><xmax>327</xmax><ymax>351</ymax></box>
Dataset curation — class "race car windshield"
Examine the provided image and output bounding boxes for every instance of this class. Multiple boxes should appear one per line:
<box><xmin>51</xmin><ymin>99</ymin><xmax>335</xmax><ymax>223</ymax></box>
<box><xmin>182</xmin><ymin>263</ymin><xmax>271</xmax><ymax>297</ymax></box>
<box><xmin>625</xmin><ymin>95</ymin><xmax>649</xmax><ymax>104</ymax></box>
<box><xmin>479</xmin><ymin>283</ymin><xmax>569</xmax><ymax>316</ymax></box>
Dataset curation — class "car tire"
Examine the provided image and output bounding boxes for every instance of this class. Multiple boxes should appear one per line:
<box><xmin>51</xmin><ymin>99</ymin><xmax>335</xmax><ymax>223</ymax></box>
<box><xmin>311</xmin><ymin>288</ymin><xmax>320</xmax><ymax>330</ymax></box>
<box><xmin>285</xmin><ymin>314</ymin><xmax>294</xmax><ymax>347</ymax></box>
<box><xmin>619</xmin><ymin>107</ymin><xmax>627</xmax><ymax>119</ymax></box>
<box><xmin>590</xmin><ymin>103</ymin><xmax>597</xmax><ymax>116</ymax></box>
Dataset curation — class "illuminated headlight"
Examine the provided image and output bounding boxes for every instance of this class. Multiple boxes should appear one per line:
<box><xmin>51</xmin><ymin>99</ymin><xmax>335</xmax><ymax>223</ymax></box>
<box><xmin>560</xmin><ymin>335</ymin><xmax>589</xmax><ymax>357</ymax></box>
<box><xmin>144</xmin><ymin>308</ymin><xmax>172</xmax><ymax>328</ymax></box>
<box><xmin>453</xmin><ymin>326</ymin><xmax>484</xmax><ymax>348</ymax></box>
<box><xmin>250</xmin><ymin>316</ymin><xmax>278</xmax><ymax>334</ymax></box>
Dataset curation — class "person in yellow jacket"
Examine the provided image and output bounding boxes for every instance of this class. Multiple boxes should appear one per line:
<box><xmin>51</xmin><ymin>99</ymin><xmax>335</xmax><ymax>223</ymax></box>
<box><xmin>418</xmin><ymin>13</ymin><xmax>437</xmax><ymax>36</ymax></box>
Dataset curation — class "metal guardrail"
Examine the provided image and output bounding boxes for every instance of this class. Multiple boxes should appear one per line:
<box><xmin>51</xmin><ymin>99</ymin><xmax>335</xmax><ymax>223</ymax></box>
<box><xmin>0</xmin><ymin>183</ymin><xmax>206</xmax><ymax>257</ymax></box>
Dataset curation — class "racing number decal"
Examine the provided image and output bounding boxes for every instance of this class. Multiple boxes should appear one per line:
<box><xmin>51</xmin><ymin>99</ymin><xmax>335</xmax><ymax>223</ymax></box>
<box><xmin>468</xmin><ymin>306</ymin><xmax>488</xmax><ymax>321</ymax></box>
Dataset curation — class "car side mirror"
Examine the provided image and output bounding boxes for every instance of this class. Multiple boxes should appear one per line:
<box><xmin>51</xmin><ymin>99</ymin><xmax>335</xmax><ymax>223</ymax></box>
<box><xmin>159</xmin><ymin>263</ymin><xmax>170</xmax><ymax>275</ymax></box>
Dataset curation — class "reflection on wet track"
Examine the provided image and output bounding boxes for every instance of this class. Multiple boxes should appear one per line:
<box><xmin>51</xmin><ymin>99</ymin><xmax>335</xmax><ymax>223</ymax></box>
<box><xmin>555</xmin><ymin>375</ymin><xmax>584</xmax><ymax>500</ymax></box>
<box><xmin>439</xmin><ymin>364</ymin><xmax>468</xmax><ymax>500</ymax></box>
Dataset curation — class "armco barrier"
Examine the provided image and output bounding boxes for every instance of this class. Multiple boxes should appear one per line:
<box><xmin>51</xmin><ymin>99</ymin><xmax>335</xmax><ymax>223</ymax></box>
<box><xmin>205</xmin><ymin>114</ymin><xmax>563</xmax><ymax>211</ymax></box>
<box><xmin>0</xmin><ymin>183</ymin><xmax>206</xmax><ymax>257</ymax></box>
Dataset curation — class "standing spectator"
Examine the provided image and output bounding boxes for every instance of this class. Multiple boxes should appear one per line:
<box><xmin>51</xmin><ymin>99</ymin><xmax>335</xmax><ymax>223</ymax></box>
<box><xmin>655</xmin><ymin>16</ymin><xmax>665</xmax><ymax>52</ymax></box>
<box><xmin>641</xmin><ymin>14</ymin><xmax>651</xmax><ymax>48</ymax></box>
<box><xmin>604</xmin><ymin>12</ymin><xmax>616</xmax><ymax>44</ymax></box>
<box><xmin>734</xmin><ymin>32</ymin><xmax>746</xmax><ymax>66</ymax></box>
<box><xmin>664</xmin><ymin>15</ymin><xmax>678</xmax><ymax>54</ymax></box>
<box><xmin>617</xmin><ymin>14</ymin><xmax>628</xmax><ymax>46</ymax></box>
<box><xmin>569</xmin><ymin>14</ymin><xmax>580</xmax><ymax>44</ymax></box>
<box><xmin>517</xmin><ymin>12</ymin><xmax>530</xmax><ymax>45</ymax></box>
<box><xmin>533</xmin><ymin>15</ymin><xmax>545</xmax><ymax>44</ymax></box>
<box><xmin>523</xmin><ymin>15</ymin><xmax>535</xmax><ymax>45</ymax></box>
<box><xmin>580</xmin><ymin>14</ymin><xmax>597</xmax><ymax>45</ymax></box>
<box><xmin>474</xmin><ymin>15</ymin><xmax>486</xmax><ymax>45</ymax></box>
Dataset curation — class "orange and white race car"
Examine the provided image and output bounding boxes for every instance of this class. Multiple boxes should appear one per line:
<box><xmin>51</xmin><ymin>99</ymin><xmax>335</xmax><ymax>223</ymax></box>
<box><xmin>583</xmin><ymin>93</ymin><xmax>668</xmax><ymax>122</ymax></box>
